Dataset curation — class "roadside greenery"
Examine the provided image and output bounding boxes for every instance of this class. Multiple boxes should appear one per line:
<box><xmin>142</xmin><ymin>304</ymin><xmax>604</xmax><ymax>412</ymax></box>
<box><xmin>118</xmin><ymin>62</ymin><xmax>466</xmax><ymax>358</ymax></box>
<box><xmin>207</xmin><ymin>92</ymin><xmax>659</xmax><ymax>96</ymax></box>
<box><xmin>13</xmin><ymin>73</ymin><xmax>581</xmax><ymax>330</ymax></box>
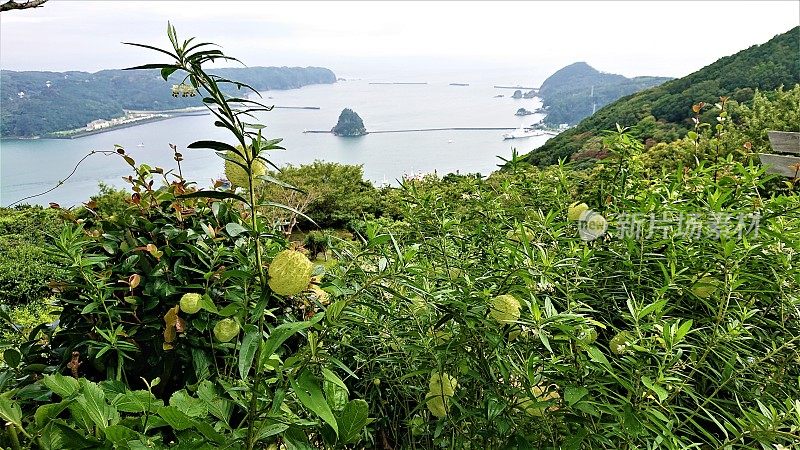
<box><xmin>1</xmin><ymin>25</ymin><xmax>798</xmax><ymax>450</ymax></box>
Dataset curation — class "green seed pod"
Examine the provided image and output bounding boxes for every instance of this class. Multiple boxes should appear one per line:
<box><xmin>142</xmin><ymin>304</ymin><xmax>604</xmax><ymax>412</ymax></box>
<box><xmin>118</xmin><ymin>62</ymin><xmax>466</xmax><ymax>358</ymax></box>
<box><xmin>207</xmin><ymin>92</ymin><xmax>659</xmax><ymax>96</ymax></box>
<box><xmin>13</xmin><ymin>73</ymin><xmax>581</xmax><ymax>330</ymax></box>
<box><xmin>568</xmin><ymin>202</ymin><xmax>589</xmax><ymax>221</ymax></box>
<box><xmin>610</xmin><ymin>331</ymin><xmax>634</xmax><ymax>355</ymax></box>
<box><xmin>179</xmin><ymin>293</ymin><xmax>203</xmax><ymax>314</ymax></box>
<box><xmin>691</xmin><ymin>276</ymin><xmax>719</xmax><ymax>299</ymax></box>
<box><xmin>213</xmin><ymin>318</ymin><xmax>240</xmax><ymax>342</ymax></box>
<box><xmin>268</xmin><ymin>250</ymin><xmax>313</xmax><ymax>296</ymax></box>
<box><xmin>489</xmin><ymin>294</ymin><xmax>521</xmax><ymax>324</ymax></box>
<box><xmin>224</xmin><ymin>146</ymin><xmax>266</xmax><ymax>189</ymax></box>
<box><xmin>429</xmin><ymin>372</ymin><xmax>457</xmax><ymax>397</ymax></box>
<box><xmin>426</xmin><ymin>393</ymin><xmax>449</xmax><ymax>418</ymax></box>
<box><xmin>409</xmin><ymin>296</ymin><xmax>429</xmax><ymax>317</ymax></box>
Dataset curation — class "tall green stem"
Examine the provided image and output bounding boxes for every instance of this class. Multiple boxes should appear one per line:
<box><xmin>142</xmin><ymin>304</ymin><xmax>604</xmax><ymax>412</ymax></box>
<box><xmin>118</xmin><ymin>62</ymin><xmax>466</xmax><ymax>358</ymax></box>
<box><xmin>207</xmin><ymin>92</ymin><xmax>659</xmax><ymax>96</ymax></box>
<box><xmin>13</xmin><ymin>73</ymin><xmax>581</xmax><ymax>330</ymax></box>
<box><xmin>246</xmin><ymin>163</ymin><xmax>267</xmax><ymax>450</ymax></box>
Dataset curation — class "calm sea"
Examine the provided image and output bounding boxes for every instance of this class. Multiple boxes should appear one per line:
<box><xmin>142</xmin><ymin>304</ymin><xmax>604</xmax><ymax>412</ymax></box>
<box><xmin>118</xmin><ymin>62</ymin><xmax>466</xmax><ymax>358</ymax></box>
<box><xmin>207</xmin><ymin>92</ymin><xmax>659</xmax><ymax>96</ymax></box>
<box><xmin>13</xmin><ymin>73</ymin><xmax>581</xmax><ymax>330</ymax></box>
<box><xmin>0</xmin><ymin>80</ymin><xmax>551</xmax><ymax>207</ymax></box>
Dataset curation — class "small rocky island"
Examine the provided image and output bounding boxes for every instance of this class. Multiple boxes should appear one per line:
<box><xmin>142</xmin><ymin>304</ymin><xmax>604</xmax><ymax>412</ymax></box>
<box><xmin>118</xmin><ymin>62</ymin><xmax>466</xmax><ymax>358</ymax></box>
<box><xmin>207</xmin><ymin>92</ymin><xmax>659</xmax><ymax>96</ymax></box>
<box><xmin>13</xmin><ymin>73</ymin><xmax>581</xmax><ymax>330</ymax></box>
<box><xmin>331</xmin><ymin>108</ymin><xmax>367</xmax><ymax>136</ymax></box>
<box><xmin>512</xmin><ymin>90</ymin><xmax>523</xmax><ymax>99</ymax></box>
<box><xmin>515</xmin><ymin>108</ymin><xmax>534</xmax><ymax>116</ymax></box>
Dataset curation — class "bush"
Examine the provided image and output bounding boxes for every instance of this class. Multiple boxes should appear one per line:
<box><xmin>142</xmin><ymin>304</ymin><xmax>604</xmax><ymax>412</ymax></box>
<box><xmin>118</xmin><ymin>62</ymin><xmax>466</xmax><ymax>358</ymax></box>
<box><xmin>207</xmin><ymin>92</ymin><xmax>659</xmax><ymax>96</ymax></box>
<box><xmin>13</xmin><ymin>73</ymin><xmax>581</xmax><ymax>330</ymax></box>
<box><xmin>0</xmin><ymin>206</ymin><xmax>64</xmax><ymax>306</ymax></box>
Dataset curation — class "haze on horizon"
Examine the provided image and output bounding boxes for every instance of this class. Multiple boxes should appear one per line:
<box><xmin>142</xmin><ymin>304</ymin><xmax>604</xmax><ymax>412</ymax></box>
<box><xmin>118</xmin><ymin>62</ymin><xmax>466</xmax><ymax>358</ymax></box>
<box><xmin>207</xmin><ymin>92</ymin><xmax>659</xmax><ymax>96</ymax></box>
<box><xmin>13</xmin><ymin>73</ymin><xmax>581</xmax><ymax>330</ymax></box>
<box><xmin>0</xmin><ymin>0</ymin><xmax>798</xmax><ymax>85</ymax></box>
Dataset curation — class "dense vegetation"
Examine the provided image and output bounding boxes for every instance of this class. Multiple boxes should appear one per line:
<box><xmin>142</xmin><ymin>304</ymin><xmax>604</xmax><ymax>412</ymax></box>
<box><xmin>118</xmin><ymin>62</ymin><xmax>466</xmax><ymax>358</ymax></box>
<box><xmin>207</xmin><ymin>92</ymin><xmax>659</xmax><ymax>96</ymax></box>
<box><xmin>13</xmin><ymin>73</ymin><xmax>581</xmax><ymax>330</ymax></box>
<box><xmin>0</xmin><ymin>66</ymin><xmax>336</xmax><ymax>137</ymax></box>
<box><xmin>331</xmin><ymin>108</ymin><xmax>367</xmax><ymax>136</ymax></box>
<box><xmin>538</xmin><ymin>62</ymin><xmax>670</xmax><ymax>126</ymax></box>
<box><xmin>1</xmin><ymin>26</ymin><xmax>799</xmax><ymax>450</ymax></box>
<box><xmin>523</xmin><ymin>26</ymin><xmax>800</xmax><ymax>166</ymax></box>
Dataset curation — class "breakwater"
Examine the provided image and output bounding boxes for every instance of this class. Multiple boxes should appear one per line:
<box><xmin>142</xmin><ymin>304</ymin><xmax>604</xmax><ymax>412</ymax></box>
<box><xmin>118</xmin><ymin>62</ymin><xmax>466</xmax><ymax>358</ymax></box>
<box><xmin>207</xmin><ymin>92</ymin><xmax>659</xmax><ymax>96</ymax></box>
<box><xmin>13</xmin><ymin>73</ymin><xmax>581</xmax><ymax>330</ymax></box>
<box><xmin>494</xmin><ymin>86</ymin><xmax>538</xmax><ymax>90</ymax></box>
<box><xmin>304</xmin><ymin>127</ymin><xmax>518</xmax><ymax>134</ymax></box>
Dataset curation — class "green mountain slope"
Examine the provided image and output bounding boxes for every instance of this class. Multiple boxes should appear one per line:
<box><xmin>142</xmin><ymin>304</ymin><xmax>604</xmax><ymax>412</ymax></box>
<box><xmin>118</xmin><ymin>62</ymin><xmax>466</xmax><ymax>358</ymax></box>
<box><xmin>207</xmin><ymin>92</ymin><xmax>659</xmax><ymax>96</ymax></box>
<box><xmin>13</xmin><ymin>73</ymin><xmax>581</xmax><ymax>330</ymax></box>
<box><xmin>522</xmin><ymin>26</ymin><xmax>800</xmax><ymax>166</ymax></box>
<box><xmin>0</xmin><ymin>66</ymin><xmax>336</xmax><ymax>137</ymax></box>
<box><xmin>539</xmin><ymin>62</ymin><xmax>671</xmax><ymax>126</ymax></box>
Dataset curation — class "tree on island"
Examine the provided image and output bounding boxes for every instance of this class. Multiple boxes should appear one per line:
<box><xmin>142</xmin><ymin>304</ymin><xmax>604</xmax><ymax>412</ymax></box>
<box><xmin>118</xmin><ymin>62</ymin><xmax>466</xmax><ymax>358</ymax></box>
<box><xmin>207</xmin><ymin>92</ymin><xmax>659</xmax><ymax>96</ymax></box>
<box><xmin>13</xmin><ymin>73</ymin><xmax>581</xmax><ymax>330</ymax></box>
<box><xmin>331</xmin><ymin>108</ymin><xmax>367</xmax><ymax>136</ymax></box>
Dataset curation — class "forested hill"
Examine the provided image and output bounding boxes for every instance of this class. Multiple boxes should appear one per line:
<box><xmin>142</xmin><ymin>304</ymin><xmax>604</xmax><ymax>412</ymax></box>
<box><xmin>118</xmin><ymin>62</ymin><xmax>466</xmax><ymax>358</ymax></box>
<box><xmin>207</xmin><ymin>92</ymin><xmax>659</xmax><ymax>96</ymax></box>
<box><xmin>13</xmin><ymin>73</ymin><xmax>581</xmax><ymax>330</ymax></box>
<box><xmin>0</xmin><ymin>66</ymin><xmax>336</xmax><ymax>137</ymax></box>
<box><xmin>539</xmin><ymin>62</ymin><xmax>671</xmax><ymax>126</ymax></box>
<box><xmin>522</xmin><ymin>26</ymin><xmax>800</xmax><ymax>166</ymax></box>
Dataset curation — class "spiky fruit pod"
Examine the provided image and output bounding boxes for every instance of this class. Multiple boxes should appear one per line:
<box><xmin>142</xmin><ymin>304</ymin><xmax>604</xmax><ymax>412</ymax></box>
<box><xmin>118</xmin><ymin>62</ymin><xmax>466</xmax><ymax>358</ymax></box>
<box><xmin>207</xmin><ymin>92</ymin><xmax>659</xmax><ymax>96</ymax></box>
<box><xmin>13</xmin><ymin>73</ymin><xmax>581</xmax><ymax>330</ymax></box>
<box><xmin>213</xmin><ymin>318</ymin><xmax>240</xmax><ymax>342</ymax></box>
<box><xmin>489</xmin><ymin>294</ymin><xmax>521</xmax><ymax>324</ymax></box>
<box><xmin>179</xmin><ymin>293</ymin><xmax>203</xmax><ymax>314</ymax></box>
<box><xmin>520</xmin><ymin>384</ymin><xmax>561</xmax><ymax>416</ymax></box>
<box><xmin>610</xmin><ymin>331</ymin><xmax>634</xmax><ymax>355</ymax></box>
<box><xmin>224</xmin><ymin>146</ymin><xmax>266</xmax><ymax>190</ymax></box>
<box><xmin>568</xmin><ymin>202</ymin><xmax>589</xmax><ymax>221</ymax></box>
<box><xmin>426</xmin><ymin>394</ymin><xmax>449</xmax><ymax>418</ymax></box>
<box><xmin>268</xmin><ymin>250</ymin><xmax>313</xmax><ymax>296</ymax></box>
<box><xmin>429</xmin><ymin>372</ymin><xmax>458</xmax><ymax>397</ymax></box>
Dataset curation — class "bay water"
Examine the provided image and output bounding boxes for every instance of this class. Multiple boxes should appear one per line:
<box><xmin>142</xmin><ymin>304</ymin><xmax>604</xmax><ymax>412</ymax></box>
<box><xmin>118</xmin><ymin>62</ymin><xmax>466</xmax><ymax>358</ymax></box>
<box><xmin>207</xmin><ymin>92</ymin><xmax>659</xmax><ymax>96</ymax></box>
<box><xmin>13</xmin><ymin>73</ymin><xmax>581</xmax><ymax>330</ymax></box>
<box><xmin>0</xmin><ymin>80</ymin><xmax>551</xmax><ymax>207</ymax></box>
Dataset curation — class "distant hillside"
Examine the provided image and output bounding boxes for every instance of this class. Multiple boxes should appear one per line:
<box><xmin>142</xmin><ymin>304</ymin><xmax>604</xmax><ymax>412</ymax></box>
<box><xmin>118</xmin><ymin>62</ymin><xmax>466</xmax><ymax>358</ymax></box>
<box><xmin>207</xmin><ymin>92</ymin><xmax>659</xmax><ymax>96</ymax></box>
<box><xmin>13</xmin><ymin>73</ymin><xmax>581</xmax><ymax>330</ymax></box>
<box><xmin>522</xmin><ymin>27</ymin><xmax>800</xmax><ymax>166</ymax></box>
<box><xmin>539</xmin><ymin>62</ymin><xmax>671</xmax><ymax>126</ymax></box>
<box><xmin>0</xmin><ymin>66</ymin><xmax>336</xmax><ymax>137</ymax></box>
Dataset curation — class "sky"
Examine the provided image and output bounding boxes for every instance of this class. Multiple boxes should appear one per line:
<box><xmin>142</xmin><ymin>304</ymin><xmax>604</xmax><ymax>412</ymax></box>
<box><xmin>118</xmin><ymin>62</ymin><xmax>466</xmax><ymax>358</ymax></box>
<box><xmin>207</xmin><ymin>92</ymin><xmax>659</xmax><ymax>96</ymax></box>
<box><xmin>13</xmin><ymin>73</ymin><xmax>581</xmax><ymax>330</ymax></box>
<box><xmin>0</xmin><ymin>1</ymin><xmax>798</xmax><ymax>84</ymax></box>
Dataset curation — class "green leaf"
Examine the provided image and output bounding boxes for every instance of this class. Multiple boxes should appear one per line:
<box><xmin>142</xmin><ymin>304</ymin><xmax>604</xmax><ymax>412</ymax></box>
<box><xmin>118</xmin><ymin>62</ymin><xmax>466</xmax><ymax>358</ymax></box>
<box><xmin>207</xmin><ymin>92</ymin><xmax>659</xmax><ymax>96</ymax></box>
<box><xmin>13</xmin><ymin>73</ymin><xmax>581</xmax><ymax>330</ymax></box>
<box><xmin>0</xmin><ymin>394</ymin><xmax>22</xmax><ymax>429</ymax></box>
<box><xmin>35</xmin><ymin>400</ymin><xmax>70</xmax><ymax>427</ymax></box>
<box><xmin>256</xmin><ymin>174</ymin><xmax>305</xmax><ymax>193</ymax></box>
<box><xmin>641</xmin><ymin>376</ymin><xmax>668</xmax><ymax>402</ymax></box>
<box><xmin>169</xmin><ymin>390</ymin><xmax>208</xmax><ymax>418</ymax></box>
<box><xmin>291</xmin><ymin>370</ymin><xmax>338</xmax><ymax>436</ymax></box>
<box><xmin>38</xmin><ymin>421</ymin><xmax>97</xmax><ymax>450</ymax></box>
<box><xmin>157</xmin><ymin>406</ymin><xmax>194</xmax><ymax>430</ymax></box>
<box><xmin>238</xmin><ymin>324</ymin><xmax>261</xmax><ymax>379</ymax></box>
<box><xmin>44</xmin><ymin>374</ymin><xmax>81</xmax><ymax>398</ymax></box>
<box><xmin>196</xmin><ymin>380</ymin><xmax>232</xmax><ymax>423</ymax></box>
<box><xmin>586</xmin><ymin>346</ymin><xmax>611</xmax><ymax>369</ymax></box>
<box><xmin>178</xmin><ymin>190</ymin><xmax>249</xmax><ymax>204</ymax></box>
<box><xmin>160</xmin><ymin>66</ymin><xmax>179</xmax><ymax>81</ymax></box>
<box><xmin>337</xmin><ymin>399</ymin><xmax>369</xmax><ymax>444</ymax></box>
<box><xmin>104</xmin><ymin>424</ymin><xmax>139</xmax><ymax>445</ymax></box>
<box><xmin>638</xmin><ymin>299</ymin><xmax>668</xmax><ymax>320</ymax></box>
<box><xmin>76</xmin><ymin>380</ymin><xmax>118</xmax><ymax>432</ymax></box>
<box><xmin>321</xmin><ymin>368</ymin><xmax>348</xmax><ymax>391</ymax></box>
<box><xmin>256</xmin><ymin>422</ymin><xmax>290</xmax><ymax>440</ymax></box>
<box><xmin>111</xmin><ymin>390</ymin><xmax>163</xmax><ymax>413</ymax></box>
<box><xmin>262</xmin><ymin>314</ymin><xmax>322</xmax><ymax>362</ymax></box>
<box><xmin>187</xmin><ymin>140</ymin><xmax>239</xmax><ymax>153</ymax></box>
<box><xmin>674</xmin><ymin>319</ymin><xmax>693</xmax><ymax>343</ymax></box>
<box><xmin>564</xmin><ymin>386</ymin><xmax>589</xmax><ymax>406</ymax></box>
<box><xmin>225</xmin><ymin>222</ymin><xmax>248</xmax><ymax>237</ymax></box>
<box><xmin>3</xmin><ymin>348</ymin><xmax>21</xmax><ymax>368</ymax></box>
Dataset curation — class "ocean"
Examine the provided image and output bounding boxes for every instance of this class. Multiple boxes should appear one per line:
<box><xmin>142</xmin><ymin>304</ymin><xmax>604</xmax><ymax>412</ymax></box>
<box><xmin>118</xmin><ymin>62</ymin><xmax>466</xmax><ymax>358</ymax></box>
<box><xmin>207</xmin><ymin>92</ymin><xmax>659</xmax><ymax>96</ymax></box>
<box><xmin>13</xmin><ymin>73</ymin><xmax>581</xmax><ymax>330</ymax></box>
<box><xmin>0</xmin><ymin>80</ymin><xmax>552</xmax><ymax>207</ymax></box>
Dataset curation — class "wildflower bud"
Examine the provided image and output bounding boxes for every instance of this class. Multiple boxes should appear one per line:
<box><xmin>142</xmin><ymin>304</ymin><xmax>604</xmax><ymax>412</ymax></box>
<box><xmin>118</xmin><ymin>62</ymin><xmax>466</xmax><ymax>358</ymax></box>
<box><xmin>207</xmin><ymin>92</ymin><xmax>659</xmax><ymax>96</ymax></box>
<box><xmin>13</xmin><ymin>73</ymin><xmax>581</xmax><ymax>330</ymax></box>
<box><xmin>179</xmin><ymin>293</ymin><xmax>203</xmax><ymax>314</ymax></box>
<box><xmin>489</xmin><ymin>294</ymin><xmax>521</xmax><ymax>324</ymax></box>
<box><xmin>213</xmin><ymin>318</ymin><xmax>240</xmax><ymax>342</ymax></box>
<box><xmin>268</xmin><ymin>250</ymin><xmax>313</xmax><ymax>296</ymax></box>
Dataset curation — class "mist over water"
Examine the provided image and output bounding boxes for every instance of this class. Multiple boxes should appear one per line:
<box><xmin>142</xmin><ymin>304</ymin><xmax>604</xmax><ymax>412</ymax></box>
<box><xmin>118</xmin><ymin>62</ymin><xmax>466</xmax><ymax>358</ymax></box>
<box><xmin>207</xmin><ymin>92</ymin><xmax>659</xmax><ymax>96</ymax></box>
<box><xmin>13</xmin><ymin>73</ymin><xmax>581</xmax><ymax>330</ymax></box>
<box><xmin>1</xmin><ymin>80</ymin><xmax>552</xmax><ymax>207</ymax></box>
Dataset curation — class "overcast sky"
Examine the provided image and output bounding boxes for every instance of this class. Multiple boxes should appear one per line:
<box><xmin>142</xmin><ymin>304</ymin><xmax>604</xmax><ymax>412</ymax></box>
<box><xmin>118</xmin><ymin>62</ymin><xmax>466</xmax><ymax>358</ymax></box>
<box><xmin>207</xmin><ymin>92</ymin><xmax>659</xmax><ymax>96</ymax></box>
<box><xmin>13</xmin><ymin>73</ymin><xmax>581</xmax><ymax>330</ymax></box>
<box><xmin>1</xmin><ymin>1</ymin><xmax>797</xmax><ymax>84</ymax></box>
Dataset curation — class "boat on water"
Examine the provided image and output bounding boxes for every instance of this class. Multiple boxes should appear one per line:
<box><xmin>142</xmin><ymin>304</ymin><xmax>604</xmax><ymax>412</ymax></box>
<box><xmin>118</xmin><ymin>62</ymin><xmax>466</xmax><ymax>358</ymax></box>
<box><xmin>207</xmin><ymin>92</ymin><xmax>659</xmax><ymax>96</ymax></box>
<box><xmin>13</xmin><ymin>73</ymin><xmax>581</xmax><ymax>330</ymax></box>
<box><xmin>502</xmin><ymin>127</ymin><xmax>545</xmax><ymax>140</ymax></box>
<box><xmin>137</xmin><ymin>142</ymin><xmax>145</xmax><ymax>147</ymax></box>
